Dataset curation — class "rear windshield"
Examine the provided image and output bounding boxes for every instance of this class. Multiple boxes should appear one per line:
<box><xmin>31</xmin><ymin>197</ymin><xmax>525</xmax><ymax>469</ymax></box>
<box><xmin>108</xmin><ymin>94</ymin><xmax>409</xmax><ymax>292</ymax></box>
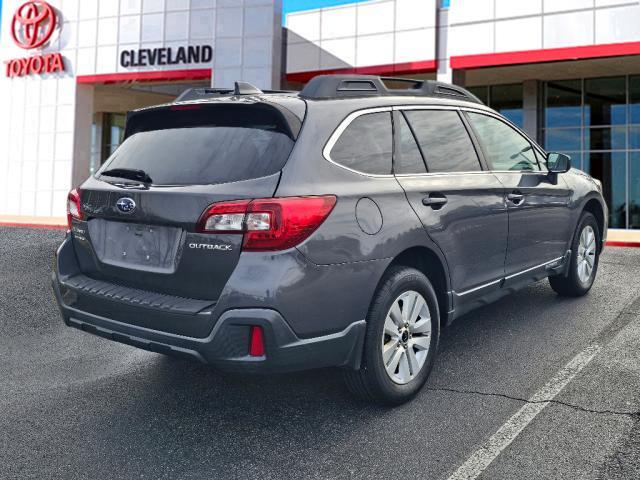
<box><xmin>97</xmin><ymin>104</ymin><xmax>295</xmax><ymax>186</ymax></box>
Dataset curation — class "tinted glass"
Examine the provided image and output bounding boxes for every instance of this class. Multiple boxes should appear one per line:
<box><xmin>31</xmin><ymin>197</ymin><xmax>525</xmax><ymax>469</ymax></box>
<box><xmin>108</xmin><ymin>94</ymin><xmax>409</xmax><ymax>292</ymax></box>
<box><xmin>563</xmin><ymin>152</ymin><xmax>583</xmax><ymax>171</ymax></box>
<box><xmin>629</xmin><ymin>126</ymin><xmax>640</xmax><ymax>149</ymax></box>
<box><xmin>394</xmin><ymin>113</ymin><xmax>426</xmax><ymax>174</ymax></box>
<box><xmin>100</xmin><ymin>105</ymin><xmax>295</xmax><ymax>186</ymax></box>
<box><xmin>546</xmin><ymin>80</ymin><xmax>582</xmax><ymax>128</ymax></box>
<box><xmin>630</xmin><ymin>76</ymin><xmax>640</xmax><ymax>124</ymax></box>
<box><xmin>466</xmin><ymin>85</ymin><xmax>523</xmax><ymax>127</ymax></box>
<box><xmin>100</xmin><ymin>127</ymin><xmax>294</xmax><ymax>186</ymax></box>
<box><xmin>586</xmin><ymin>127</ymin><xmax>626</xmax><ymax>151</ymax></box>
<box><xmin>585</xmin><ymin>152</ymin><xmax>627</xmax><ymax>228</ymax></box>
<box><xmin>585</xmin><ymin>77</ymin><xmax>626</xmax><ymax>126</ymax></box>
<box><xmin>491</xmin><ymin>84</ymin><xmax>523</xmax><ymax>128</ymax></box>
<box><xmin>630</xmin><ymin>153</ymin><xmax>640</xmax><ymax>229</ymax></box>
<box><xmin>544</xmin><ymin>128</ymin><xmax>582</xmax><ymax>151</ymax></box>
<box><xmin>467</xmin><ymin>86</ymin><xmax>488</xmax><ymax>105</ymax></box>
<box><xmin>104</xmin><ymin>113</ymin><xmax>126</xmax><ymax>160</ymax></box>
<box><xmin>467</xmin><ymin>112</ymin><xmax>540</xmax><ymax>171</ymax></box>
<box><xmin>404</xmin><ymin>110</ymin><xmax>481</xmax><ymax>173</ymax></box>
<box><xmin>331</xmin><ymin>112</ymin><xmax>393</xmax><ymax>175</ymax></box>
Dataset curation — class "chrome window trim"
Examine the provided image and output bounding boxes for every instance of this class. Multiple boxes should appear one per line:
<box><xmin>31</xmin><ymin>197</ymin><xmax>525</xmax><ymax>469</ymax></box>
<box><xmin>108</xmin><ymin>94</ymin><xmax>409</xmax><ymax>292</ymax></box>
<box><xmin>489</xmin><ymin>171</ymin><xmax>550</xmax><ymax>175</ymax></box>
<box><xmin>322</xmin><ymin>106</ymin><xmax>395</xmax><ymax>178</ymax></box>
<box><xmin>392</xmin><ymin>105</ymin><xmax>463</xmax><ymax>112</ymax></box>
<box><xmin>321</xmin><ymin>103</ymin><xmax>549</xmax><ymax>178</ymax></box>
<box><xmin>394</xmin><ymin>171</ymin><xmax>495</xmax><ymax>178</ymax></box>
<box><xmin>460</xmin><ymin>106</ymin><xmax>548</xmax><ymax>166</ymax></box>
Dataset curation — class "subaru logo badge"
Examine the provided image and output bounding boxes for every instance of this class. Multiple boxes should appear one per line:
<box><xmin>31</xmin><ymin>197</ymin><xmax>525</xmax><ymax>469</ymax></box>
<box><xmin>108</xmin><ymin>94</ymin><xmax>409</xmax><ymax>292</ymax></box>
<box><xmin>116</xmin><ymin>197</ymin><xmax>136</xmax><ymax>214</ymax></box>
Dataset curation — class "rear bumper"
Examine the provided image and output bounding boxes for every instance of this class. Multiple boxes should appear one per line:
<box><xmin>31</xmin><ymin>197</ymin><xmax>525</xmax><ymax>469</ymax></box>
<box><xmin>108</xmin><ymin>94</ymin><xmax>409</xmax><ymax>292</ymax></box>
<box><xmin>52</xmin><ymin>237</ymin><xmax>366</xmax><ymax>373</ymax></box>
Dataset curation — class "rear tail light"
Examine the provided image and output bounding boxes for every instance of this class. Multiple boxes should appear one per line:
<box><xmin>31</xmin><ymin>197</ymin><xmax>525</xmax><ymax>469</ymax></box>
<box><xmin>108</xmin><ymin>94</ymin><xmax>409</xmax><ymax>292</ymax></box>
<box><xmin>67</xmin><ymin>188</ymin><xmax>83</xmax><ymax>229</ymax></box>
<box><xmin>200</xmin><ymin>200</ymin><xmax>250</xmax><ymax>232</ymax></box>
<box><xmin>249</xmin><ymin>326</ymin><xmax>265</xmax><ymax>357</ymax></box>
<box><xmin>197</xmin><ymin>195</ymin><xmax>337</xmax><ymax>251</ymax></box>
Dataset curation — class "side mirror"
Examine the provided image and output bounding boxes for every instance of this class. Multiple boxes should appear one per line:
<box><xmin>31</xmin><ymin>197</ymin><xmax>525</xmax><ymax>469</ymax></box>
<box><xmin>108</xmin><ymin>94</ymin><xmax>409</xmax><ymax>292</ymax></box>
<box><xmin>547</xmin><ymin>153</ymin><xmax>571</xmax><ymax>174</ymax></box>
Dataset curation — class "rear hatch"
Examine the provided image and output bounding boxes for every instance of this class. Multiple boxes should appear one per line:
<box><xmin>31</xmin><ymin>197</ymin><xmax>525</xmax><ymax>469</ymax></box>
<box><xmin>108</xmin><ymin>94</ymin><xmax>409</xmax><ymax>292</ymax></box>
<box><xmin>71</xmin><ymin>99</ymin><xmax>304</xmax><ymax>301</ymax></box>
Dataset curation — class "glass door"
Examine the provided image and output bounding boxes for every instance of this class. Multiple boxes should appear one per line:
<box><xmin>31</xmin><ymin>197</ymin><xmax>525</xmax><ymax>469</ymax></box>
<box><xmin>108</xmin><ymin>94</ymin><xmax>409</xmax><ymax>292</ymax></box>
<box><xmin>102</xmin><ymin>113</ymin><xmax>127</xmax><ymax>164</ymax></box>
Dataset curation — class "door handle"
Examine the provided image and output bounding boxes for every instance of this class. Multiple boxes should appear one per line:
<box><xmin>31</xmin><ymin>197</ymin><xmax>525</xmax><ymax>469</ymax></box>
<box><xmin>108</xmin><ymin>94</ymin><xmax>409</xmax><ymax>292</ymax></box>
<box><xmin>422</xmin><ymin>194</ymin><xmax>448</xmax><ymax>209</ymax></box>
<box><xmin>507</xmin><ymin>191</ymin><xmax>525</xmax><ymax>205</ymax></box>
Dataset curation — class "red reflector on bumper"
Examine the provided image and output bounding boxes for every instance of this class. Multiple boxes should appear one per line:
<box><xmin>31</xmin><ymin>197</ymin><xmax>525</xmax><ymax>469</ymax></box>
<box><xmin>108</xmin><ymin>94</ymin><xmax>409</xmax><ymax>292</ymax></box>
<box><xmin>249</xmin><ymin>326</ymin><xmax>265</xmax><ymax>357</ymax></box>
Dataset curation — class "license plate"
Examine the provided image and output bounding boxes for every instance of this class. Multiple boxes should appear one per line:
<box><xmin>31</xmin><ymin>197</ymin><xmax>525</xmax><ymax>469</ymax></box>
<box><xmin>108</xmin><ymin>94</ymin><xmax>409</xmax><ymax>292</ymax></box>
<box><xmin>88</xmin><ymin>219</ymin><xmax>182</xmax><ymax>272</ymax></box>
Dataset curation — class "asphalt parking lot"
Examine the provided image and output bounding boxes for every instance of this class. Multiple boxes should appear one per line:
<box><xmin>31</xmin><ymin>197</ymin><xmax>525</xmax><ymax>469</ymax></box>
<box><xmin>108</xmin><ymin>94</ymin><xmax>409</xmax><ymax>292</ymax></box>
<box><xmin>1</xmin><ymin>227</ymin><xmax>639</xmax><ymax>480</ymax></box>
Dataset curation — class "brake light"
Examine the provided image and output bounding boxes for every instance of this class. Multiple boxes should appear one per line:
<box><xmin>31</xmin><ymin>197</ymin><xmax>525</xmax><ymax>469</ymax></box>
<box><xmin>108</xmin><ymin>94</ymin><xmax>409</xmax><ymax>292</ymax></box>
<box><xmin>170</xmin><ymin>104</ymin><xmax>202</xmax><ymax>111</ymax></box>
<box><xmin>67</xmin><ymin>188</ymin><xmax>83</xmax><ymax>229</ymax></box>
<box><xmin>197</xmin><ymin>196</ymin><xmax>337</xmax><ymax>251</ymax></box>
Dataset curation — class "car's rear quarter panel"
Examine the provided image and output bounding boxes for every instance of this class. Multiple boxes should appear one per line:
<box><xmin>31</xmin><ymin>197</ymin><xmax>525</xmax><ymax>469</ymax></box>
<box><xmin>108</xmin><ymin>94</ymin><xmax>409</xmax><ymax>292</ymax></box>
<box><xmin>265</xmin><ymin>99</ymin><xmax>453</xmax><ymax>335</ymax></box>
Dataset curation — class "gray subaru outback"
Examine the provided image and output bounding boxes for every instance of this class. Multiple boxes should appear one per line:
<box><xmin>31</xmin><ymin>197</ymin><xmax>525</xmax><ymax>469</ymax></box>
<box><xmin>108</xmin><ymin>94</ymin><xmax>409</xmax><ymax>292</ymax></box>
<box><xmin>53</xmin><ymin>75</ymin><xmax>608</xmax><ymax>405</ymax></box>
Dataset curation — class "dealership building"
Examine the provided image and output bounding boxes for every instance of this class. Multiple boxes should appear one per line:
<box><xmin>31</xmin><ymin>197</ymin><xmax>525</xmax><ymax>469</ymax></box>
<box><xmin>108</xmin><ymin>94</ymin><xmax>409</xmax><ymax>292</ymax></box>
<box><xmin>1</xmin><ymin>0</ymin><xmax>639</xmax><ymax>230</ymax></box>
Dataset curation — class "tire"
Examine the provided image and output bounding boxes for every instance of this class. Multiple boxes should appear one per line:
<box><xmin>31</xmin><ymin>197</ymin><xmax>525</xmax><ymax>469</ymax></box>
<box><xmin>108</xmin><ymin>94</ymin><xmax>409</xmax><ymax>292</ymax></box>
<box><xmin>549</xmin><ymin>212</ymin><xmax>600</xmax><ymax>297</ymax></box>
<box><xmin>343</xmin><ymin>266</ymin><xmax>440</xmax><ymax>406</ymax></box>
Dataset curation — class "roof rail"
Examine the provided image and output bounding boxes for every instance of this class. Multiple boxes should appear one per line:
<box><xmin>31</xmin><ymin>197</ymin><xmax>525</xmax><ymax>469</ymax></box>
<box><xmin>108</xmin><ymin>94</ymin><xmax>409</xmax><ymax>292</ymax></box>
<box><xmin>176</xmin><ymin>82</ymin><xmax>297</xmax><ymax>102</ymax></box>
<box><xmin>299</xmin><ymin>75</ymin><xmax>483</xmax><ymax>104</ymax></box>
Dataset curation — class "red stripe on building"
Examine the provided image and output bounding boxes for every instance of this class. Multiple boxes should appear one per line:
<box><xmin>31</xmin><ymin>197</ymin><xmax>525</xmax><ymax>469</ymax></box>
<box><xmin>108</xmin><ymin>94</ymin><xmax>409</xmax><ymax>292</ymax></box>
<box><xmin>0</xmin><ymin>222</ymin><xmax>67</xmax><ymax>231</ymax></box>
<box><xmin>76</xmin><ymin>69</ymin><xmax>212</xmax><ymax>84</ymax></box>
<box><xmin>286</xmin><ymin>59</ymin><xmax>437</xmax><ymax>83</ymax></box>
<box><xmin>606</xmin><ymin>240</ymin><xmax>640</xmax><ymax>248</ymax></box>
<box><xmin>450</xmin><ymin>41</ymin><xmax>640</xmax><ymax>69</ymax></box>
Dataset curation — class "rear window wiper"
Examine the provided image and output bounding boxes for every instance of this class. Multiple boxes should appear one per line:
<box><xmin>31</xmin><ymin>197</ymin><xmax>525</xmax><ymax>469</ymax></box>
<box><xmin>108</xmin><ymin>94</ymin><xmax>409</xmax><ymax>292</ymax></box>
<box><xmin>100</xmin><ymin>168</ymin><xmax>153</xmax><ymax>184</ymax></box>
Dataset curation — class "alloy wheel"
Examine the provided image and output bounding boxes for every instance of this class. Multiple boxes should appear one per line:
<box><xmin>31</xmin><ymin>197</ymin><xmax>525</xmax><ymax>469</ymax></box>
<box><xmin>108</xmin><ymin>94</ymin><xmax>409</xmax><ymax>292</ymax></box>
<box><xmin>577</xmin><ymin>225</ymin><xmax>596</xmax><ymax>283</ymax></box>
<box><xmin>381</xmin><ymin>290</ymin><xmax>432</xmax><ymax>385</ymax></box>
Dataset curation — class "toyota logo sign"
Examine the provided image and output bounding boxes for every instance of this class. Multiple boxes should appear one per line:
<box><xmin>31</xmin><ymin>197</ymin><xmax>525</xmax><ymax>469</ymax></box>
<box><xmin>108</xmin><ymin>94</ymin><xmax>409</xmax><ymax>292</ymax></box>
<box><xmin>11</xmin><ymin>1</ymin><xmax>57</xmax><ymax>50</ymax></box>
<box><xmin>5</xmin><ymin>0</ymin><xmax>65</xmax><ymax>78</ymax></box>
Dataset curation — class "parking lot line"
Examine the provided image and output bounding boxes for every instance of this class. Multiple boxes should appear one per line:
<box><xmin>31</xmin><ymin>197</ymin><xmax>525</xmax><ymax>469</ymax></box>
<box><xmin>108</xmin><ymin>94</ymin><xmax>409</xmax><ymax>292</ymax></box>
<box><xmin>446</xmin><ymin>344</ymin><xmax>602</xmax><ymax>480</ymax></box>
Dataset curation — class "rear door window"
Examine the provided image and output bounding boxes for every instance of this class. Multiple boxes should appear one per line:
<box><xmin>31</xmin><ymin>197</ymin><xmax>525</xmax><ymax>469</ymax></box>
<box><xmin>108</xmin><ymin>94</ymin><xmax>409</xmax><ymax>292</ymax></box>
<box><xmin>466</xmin><ymin>112</ymin><xmax>540</xmax><ymax>171</ymax></box>
<box><xmin>330</xmin><ymin>111</ymin><xmax>393</xmax><ymax>175</ymax></box>
<box><xmin>404</xmin><ymin>110</ymin><xmax>482</xmax><ymax>173</ymax></box>
<box><xmin>394</xmin><ymin>112</ymin><xmax>427</xmax><ymax>174</ymax></box>
<box><xmin>98</xmin><ymin>104</ymin><xmax>296</xmax><ymax>186</ymax></box>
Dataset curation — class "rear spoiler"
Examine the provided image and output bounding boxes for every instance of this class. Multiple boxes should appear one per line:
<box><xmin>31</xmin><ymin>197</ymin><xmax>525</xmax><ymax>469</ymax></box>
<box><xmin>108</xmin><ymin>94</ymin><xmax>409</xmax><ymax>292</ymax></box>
<box><xmin>176</xmin><ymin>82</ymin><xmax>297</xmax><ymax>102</ymax></box>
<box><xmin>124</xmin><ymin>101</ymin><xmax>303</xmax><ymax>141</ymax></box>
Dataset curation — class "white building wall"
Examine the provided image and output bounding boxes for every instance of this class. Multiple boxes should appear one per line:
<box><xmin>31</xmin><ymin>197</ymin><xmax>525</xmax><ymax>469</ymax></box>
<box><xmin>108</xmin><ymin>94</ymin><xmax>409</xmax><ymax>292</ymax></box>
<box><xmin>212</xmin><ymin>0</ymin><xmax>282</xmax><ymax>89</ymax></box>
<box><xmin>285</xmin><ymin>0</ymin><xmax>436</xmax><ymax>75</ymax></box>
<box><xmin>449</xmin><ymin>0</ymin><xmax>640</xmax><ymax>58</ymax></box>
<box><xmin>0</xmin><ymin>0</ymin><xmax>282</xmax><ymax>218</ymax></box>
<box><xmin>0</xmin><ymin>0</ymin><xmax>78</xmax><ymax>218</ymax></box>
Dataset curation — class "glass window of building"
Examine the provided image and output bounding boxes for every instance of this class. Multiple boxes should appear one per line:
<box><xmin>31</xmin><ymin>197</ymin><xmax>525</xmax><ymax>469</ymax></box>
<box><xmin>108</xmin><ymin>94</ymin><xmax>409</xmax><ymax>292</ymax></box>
<box><xmin>584</xmin><ymin>152</ymin><xmax>627</xmax><ymax>229</ymax></box>
<box><xmin>630</xmin><ymin>153</ymin><xmax>640</xmax><ymax>229</ymax></box>
<box><xmin>542</xmin><ymin>76</ymin><xmax>639</xmax><ymax>229</ymax></box>
<box><xmin>546</xmin><ymin>80</ymin><xmax>582</xmax><ymax>128</ymax></box>
<box><xmin>467</xmin><ymin>84</ymin><xmax>523</xmax><ymax>128</ymax></box>
<box><xmin>104</xmin><ymin>113</ymin><xmax>127</xmax><ymax>161</ymax></box>
<box><xmin>584</xmin><ymin>77</ymin><xmax>627</xmax><ymax>126</ymax></box>
<box><xmin>468</xmin><ymin>86</ymin><xmax>488</xmax><ymax>106</ymax></box>
<box><xmin>490</xmin><ymin>84</ymin><xmax>524</xmax><ymax>128</ymax></box>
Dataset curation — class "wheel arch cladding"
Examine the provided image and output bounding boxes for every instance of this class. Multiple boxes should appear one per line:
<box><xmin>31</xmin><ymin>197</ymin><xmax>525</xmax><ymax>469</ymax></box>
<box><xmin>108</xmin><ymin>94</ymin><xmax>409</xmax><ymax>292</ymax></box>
<box><xmin>583</xmin><ymin>198</ymin><xmax>605</xmax><ymax>252</ymax></box>
<box><xmin>383</xmin><ymin>247</ymin><xmax>451</xmax><ymax>328</ymax></box>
